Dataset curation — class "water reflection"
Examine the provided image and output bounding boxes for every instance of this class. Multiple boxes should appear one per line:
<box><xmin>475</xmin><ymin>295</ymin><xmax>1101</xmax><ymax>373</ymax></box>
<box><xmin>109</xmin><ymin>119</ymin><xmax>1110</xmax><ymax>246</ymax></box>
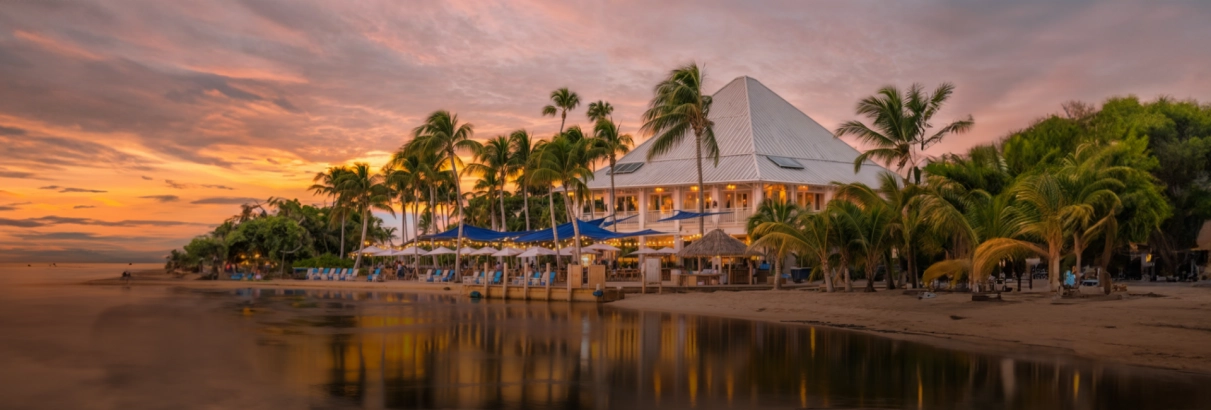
<box><xmin>231</xmin><ymin>289</ymin><xmax>1211</xmax><ymax>409</ymax></box>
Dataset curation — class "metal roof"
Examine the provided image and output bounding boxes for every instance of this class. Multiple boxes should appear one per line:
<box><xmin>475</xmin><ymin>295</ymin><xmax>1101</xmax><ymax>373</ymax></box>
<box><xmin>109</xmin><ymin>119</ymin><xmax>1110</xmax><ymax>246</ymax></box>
<box><xmin>587</xmin><ymin>76</ymin><xmax>889</xmax><ymax>190</ymax></box>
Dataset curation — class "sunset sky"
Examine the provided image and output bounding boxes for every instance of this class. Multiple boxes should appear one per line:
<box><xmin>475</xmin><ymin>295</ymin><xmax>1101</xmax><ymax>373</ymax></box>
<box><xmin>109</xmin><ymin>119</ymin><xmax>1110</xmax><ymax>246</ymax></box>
<box><xmin>2</xmin><ymin>0</ymin><xmax>1210</xmax><ymax>262</ymax></box>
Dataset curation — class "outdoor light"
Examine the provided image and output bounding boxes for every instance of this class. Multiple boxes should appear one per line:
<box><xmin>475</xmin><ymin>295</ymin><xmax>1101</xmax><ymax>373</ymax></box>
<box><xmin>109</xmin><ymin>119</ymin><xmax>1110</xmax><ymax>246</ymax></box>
<box><xmin>725</xmin><ymin>184</ymin><xmax>736</xmax><ymax>190</ymax></box>
<box><xmin>691</xmin><ymin>186</ymin><xmax>699</xmax><ymax>191</ymax></box>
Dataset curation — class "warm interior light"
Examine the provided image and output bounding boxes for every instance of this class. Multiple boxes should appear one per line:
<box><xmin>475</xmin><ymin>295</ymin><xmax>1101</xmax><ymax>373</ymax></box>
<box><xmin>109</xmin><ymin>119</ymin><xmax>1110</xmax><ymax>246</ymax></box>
<box><xmin>690</xmin><ymin>186</ymin><xmax>699</xmax><ymax>192</ymax></box>
<box><xmin>798</xmin><ymin>185</ymin><xmax>808</xmax><ymax>190</ymax></box>
<box><xmin>654</xmin><ymin>187</ymin><xmax>664</xmax><ymax>193</ymax></box>
<box><xmin>725</xmin><ymin>184</ymin><xmax>736</xmax><ymax>190</ymax></box>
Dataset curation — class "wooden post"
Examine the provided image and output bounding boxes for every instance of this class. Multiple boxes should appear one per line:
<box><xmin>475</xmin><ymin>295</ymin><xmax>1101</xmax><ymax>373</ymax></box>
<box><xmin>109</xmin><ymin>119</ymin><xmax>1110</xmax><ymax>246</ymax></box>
<box><xmin>523</xmin><ymin>264</ymin><xmax>530</xmax><ymax>300</ymax></box>
<box><xmin>641</xmin><ymin>256</ymin><xmax>646</xmax><ymax>295</ymax></box>
<box><xmin>503</xmin><ymin>262</ymin><xmax>510</xmax><ymax>300</ymax></box>
<box><xmin>483</xmin><ymin>262</ymin><xmax>489</xmax><ymax>297</ymax></box>
<box><xmin>545</xmin><ymin>262</ymin><xmax>552</xmax><ymax>301</ymax></box>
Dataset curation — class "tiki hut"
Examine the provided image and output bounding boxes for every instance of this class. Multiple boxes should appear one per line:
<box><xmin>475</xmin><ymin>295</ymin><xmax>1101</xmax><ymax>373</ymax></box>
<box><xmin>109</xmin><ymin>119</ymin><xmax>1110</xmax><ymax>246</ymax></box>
<box><xmin>679</xmin><ymin>229</ymin><xmax>750</xmax><ymax>257</ymax></box>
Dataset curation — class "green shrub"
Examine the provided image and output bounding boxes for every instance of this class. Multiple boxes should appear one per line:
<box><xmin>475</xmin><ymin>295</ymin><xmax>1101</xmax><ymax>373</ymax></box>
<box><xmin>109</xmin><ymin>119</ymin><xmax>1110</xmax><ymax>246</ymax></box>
<box><xmin>292</xmin><ymin>254</ymin><xmax>353</xmax><ymax>269</ymax></box>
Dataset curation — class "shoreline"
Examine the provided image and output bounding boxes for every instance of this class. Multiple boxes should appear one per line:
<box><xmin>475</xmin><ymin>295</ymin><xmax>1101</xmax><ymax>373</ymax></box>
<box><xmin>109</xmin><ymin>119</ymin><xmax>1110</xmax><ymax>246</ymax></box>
<box><xmin>91</xmin><ymin>271</ymin><xmax>1211</xmax><ymax>375</ymax></box>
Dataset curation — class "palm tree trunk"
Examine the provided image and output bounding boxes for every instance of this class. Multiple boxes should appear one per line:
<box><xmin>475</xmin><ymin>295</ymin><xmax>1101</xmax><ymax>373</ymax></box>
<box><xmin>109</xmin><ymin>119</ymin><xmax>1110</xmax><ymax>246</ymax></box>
<box><xmin>907</xmin><ymin>251</ymin><xmax>918</xmax><ymax>289</ymax></box>
<box><xmin>562</xmin><ymin>187</ymin><xmax>582</xmax><ymax>264</ymax></box>
<box><xmin>1049</xmin><ymin>248</ymin><xmax>1061</xmax><ymax>295</ymax></box>
<box><xmin>821</xmin><ymin>260</ymin><xmax>835</xmax><ymax>292</ymax></box>
<box><xmin>885</xmin><ymin>253</ymin><xmax>897</xmax><ymax>290</ymax></box>
<box><xmin>449</xmin><ymin>147</ymin><xmax>466</xmax><ymax>279</ymax></box>
<box><xmin>413</xmin><ymin>200</ymin><xmax>421</xmax><ymax>278</ymax></box>
<box><xmin>499</xmin><ymin>169</ymin><xmax>508</xmax><ymax>231</ymax></box>
<box><xmin>548</xmin><ymin>188</ymin><xmax>563</xmax><ymax>270</ymax></box>
<box><xmin>339</xmin><ymin>214</ymin><xmax>347</xmax><ymax>258</ymax></box>
<box><xmin>1073</xmin><ymin>234</ymin><xmax>1083</xmax><ymax>280</ymax></box>
<box><xmin>522</xmin><ymin>177</ymin><xmax>531</xmax><ymax>231</ymax></box>
<box><xmin>694</xmin><ymin>133</ymin><xmax>705</xmax><ymax>235</ymax></box>
<box><xmin>353</xmin><ymin>207</ymin><xmax>370</xmax><ymax>270</ymax></box>
<box><xmin>773</xmin><ymin>256</ymin><xmax>781</xmax><ymax>290</ymax></box>
<box><xmin>609</xmin><ymin>156</ymin><xmax>617</xmax><ymax>232</ymax></box>
<box><xmin>865</xmin><ymin>257</ymin><xmax>877</xmax><ymax>292</ymax></box>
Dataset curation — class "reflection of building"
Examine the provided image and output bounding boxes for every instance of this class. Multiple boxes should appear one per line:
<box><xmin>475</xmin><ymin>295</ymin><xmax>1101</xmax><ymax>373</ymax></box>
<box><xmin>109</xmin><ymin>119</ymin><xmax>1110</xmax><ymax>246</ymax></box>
<box><xmin>584</xmin><ymin>76</ymin><xmax>888</xmax><ymax>249</ymax></box>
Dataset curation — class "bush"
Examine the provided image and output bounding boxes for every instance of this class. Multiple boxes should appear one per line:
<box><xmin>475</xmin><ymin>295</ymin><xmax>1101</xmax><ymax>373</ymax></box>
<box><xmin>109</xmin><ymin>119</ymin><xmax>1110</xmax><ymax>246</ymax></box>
<box><xmin>293</xmin><ymin>254</ymin><xmax>354</xmax><ymax>269</ymax></box>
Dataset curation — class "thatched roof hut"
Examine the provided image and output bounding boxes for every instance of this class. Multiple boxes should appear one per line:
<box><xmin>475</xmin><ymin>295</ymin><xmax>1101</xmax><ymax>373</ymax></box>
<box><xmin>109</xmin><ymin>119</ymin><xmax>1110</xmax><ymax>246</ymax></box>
<box><xmin>678</xmin><ymin>229</ymin><xmax>751</xmax><ymax>257</ymax></box>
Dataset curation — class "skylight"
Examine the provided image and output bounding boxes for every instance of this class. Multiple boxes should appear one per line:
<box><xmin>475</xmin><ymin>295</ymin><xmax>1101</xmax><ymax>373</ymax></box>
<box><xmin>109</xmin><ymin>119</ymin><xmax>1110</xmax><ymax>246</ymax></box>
<box><xmin>610</xmin><ymin>162</ymin><xmax>644</xmax><ymax>174</ymax></box>
<box><xmin>767</xmin><ymin>156</ymin><xmax>804</xmax><ymax>169</ymax></box>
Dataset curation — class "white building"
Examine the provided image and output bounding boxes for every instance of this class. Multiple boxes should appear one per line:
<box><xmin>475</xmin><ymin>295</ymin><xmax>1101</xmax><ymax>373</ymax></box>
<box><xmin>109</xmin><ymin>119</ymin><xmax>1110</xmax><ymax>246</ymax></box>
<box><xmin>583</xmin><ymin>76</ymin><xmax>889</xmax><ymax>248</ymax></box>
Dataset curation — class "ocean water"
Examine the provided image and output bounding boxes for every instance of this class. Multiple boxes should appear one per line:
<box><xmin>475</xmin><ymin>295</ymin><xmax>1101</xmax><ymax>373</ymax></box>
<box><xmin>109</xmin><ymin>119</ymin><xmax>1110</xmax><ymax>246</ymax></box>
<box><xmin>0</xmin><ymin>263</ymin><xmax>1208</xmax><ymax>409</ymax></box>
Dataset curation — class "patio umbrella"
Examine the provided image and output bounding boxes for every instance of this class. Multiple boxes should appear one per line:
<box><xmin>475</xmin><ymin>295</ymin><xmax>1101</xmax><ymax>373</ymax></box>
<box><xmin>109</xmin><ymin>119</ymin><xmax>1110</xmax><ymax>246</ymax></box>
<box><xmin>471</xmin><ymin>247</ymin><xmax>499</xmax><ymax>255</ymax></box>
<box><xmin>629</xmin><ymin>247</ymin><xmax>659</xmax><ymax>256</ymax></box>
<box><xmin>517</xmin><ymin>246</ymin><xmax>558</xmax><ymax>258</ymax></box>
<box><xmin>398</xmin><ymin>246</ymin><xmax>421</xmax><ymax>255</ymax></box>
<box><xmin>584</xmin><ymin>243</ymin><xmax>621</xmax><ymax>252</ymax></box>
<box><xmin>491</xmin><ymin>247</ymin><xmax>524</xmax><ymax>257</ymax></box>
<box><xmin>655</xmin><ymin>247</ymin><xmax>680</xmax><ymax>255</ymax></box>
<box><xmin>424</xmin><ymin>246</ymin><xmax>456</xmax><ymax>255</ymax></box>
<box><xmin>560</xmin><ymin>247</ymin><xmax>599</xmax><ymax>256</ymax></box>
<box><xmin>457</xmin><ymin>246</ymin><xmax>480</xmax><ymax>256</ymax></box>
<box><xmin>355</xmin><ymin>245</ymin><xmax>387</xmax><ymax>255</ymax></box>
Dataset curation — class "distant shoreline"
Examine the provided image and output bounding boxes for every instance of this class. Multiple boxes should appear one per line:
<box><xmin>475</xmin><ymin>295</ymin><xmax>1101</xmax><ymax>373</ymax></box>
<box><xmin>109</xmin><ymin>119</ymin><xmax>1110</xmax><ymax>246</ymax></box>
<box><xmin>91</xmin><ymin>270</ymin><xmax>1211</xmax><ymax>375</ymax></box>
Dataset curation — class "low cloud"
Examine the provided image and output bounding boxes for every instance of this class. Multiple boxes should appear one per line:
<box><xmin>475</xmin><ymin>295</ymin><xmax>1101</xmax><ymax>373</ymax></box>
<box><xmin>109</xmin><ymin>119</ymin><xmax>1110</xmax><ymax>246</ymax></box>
<box><xmin>165</xmin><ymin>179</ymin><xmax>235</xmax><ymax>190</ymax></box>
<box><xmin>0</xmin><ymin>125</ymin><xmax>27</xmax><ymax>136</ymax></box>
<box><xmin>138</xmin><ymin>195</ymin><xmax>180</xmax><ymax>202</ymax></box>
<box><xmin>191</xmin><ymin>197</ymin><xmax>260</xmax><ymax>205</ymax></box>
<box><xmin>0</xmin><ymin>247</ymin><xmax>173</xmax><ymax>263</ymax></box>
<box><xmin>0</xmin><ymin>201</ymin><xmax>33</xmax><ymax>211</ymax></box>
<box><xmin>0</xmin><ymin>216</ymin><xmax>209</xmax><ymax>228</ymax></box>
<box><xmin>38</xmin><ymin>185</ymin><xmax>107</xmax><ymax>193</ymax></box>
<box><xmin>72</xmin><ymin>205</ymin><xmax>96</xmax><ymax>209</ymax></box>
<box><xmin>0</xmin><ymin>169</ymin><xmax>39</xmax><ymax>179</ymax></box>
<box><xmin>141</xmin><ymin>175</ymin><xmax>153</xmax><ymax>180</ymax></box>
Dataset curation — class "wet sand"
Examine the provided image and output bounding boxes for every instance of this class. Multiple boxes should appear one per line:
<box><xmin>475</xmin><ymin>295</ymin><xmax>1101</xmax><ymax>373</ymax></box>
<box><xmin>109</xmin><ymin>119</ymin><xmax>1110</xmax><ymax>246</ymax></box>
<box><xmin>93</xmin><ymin>270</ymin><xmax>1211</xmax><ymax>374</ymax></box>
<box><xmin>612</xmin><ymin>283</ymin><xmax>1211</xmax><ymax>374</ymax></box>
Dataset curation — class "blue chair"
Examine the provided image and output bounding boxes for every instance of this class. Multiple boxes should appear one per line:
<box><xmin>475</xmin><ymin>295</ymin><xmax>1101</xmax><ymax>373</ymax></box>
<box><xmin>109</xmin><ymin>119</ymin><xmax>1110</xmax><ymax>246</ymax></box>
<box><xmin>489</xmin><ymin>271</ymin><xmax>503</xmax><ymax>284</ymax></box>
<box><xmin>437</xmin><ymin>270</ymin><xmax>456</xmax><ymax>283</ymax></box>
<box><xmin>367</xmin><ymin>268</ymin><xmax>381</xmax><ymax>282</ymax></box>
<box><xmin>467</xmin><ymin>271</ymin><xmax>485</xmax><ymax>284</ymax></box>
<box><xmin>537</xmin><ymin>271</ymin><xmax>556</xmax><ymax>286</ymax></box>
<box><xmin>327</xmin><ymin>268</ymin><xmax>342</xmax><ymax>281</ymax></box>
<box><xmin>427</xmin><ymin>270</ymin><xmax>443</xmax><ymax>282</ymax></box>
<box><xmin>230</xmin><ymin>273</ymin><xmax>243</xmax><ymax>280</ymax></box>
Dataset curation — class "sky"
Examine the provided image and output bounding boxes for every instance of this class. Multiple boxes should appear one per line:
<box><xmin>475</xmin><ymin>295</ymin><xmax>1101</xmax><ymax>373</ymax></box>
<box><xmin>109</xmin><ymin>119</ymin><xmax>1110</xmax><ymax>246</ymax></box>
<box><xmin>2</xmin><ymin>0</ymin><xmax>1210</xmax><ymax>262</ymax></box>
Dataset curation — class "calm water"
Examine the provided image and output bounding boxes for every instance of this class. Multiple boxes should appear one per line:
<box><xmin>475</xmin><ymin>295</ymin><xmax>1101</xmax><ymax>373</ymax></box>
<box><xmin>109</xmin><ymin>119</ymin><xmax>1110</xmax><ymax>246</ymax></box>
<box><xmin>1</xmin><ymin>263</ymin><xmax>1209</xmax><ymax>409</ymax></box>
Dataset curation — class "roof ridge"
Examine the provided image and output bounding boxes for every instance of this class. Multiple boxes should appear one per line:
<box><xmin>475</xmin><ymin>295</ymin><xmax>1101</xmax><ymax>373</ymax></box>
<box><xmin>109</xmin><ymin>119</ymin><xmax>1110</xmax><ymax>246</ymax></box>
<box><xmin>744</xmin><ymin>77</ymin><xmax>762</xmax><ymax>182</ymax></box>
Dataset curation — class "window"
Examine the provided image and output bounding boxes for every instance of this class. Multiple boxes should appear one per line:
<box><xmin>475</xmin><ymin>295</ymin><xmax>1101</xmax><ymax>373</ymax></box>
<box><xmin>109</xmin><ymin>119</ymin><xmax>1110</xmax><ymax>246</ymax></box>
<box><xmin>763</xmin><ymin>184</ymin><xmax>788</xmax><ymax>204</ymax></box>
<box><xmin>794</xmin><ymin>190</ymin><xmax>825</xmax><ymax>211</ymax></box>
<box><xmin>684</xmin><ymin>192</ymin><xmax>716</xmax><ymax>210</ymax></box>
<box><xmin>648</xmin><ymin>192</ymin><xmax>673</xmax><ymax>212</ymax></box>
<box><xmin>767</xmin><ymin>156</ymin><xmax>804</xmax><ymax>169</ymax></box>
<box><xmin>615</xmin><ymin>195</ymin><xmax>638</xmax><ymax>213</ymax></box>
<box><xmin>610</xmin><ymin>162</ymin><xmax>644</xmax><ymax>174</ymax></box>
<box><xmin>723</xmin><ymin>191</ymin><xmax>749</xmax><ymax>209</ymax></box>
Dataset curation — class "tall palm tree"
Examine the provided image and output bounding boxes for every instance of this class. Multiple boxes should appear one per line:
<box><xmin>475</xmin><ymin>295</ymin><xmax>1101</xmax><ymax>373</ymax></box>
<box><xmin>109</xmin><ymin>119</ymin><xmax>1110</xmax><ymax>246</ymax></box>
<box><xmin>746</xmin><ymin>199</ymin><xmax>801</xmax><ymax>290</ymax></box>
<box><xmin>593</xmin><ymin>119</ymin><xmax>634</xmax><ymax>231</ymax></box>
<box><xmin>467</xmin><ymin>135</ymin><xmax>513</xmax><ymax>231</ymax></box>
<box><xmin>542</xmin><ymin>88</ymin><xmax>581</xmax><ymax>135</ymax></box>
<box><xmin>509</xmin><ymin>129</ymin><xmax>535</xmax><ymax>231</ymax></box>
<box><xmin>410</xmin><ymin>110</ymin><xmax>481</xmax><ymax>275</ymax></box>
<box><xmin>642</xmin><ymin>63</ymin><xmax>717</xmax><ymax>236</ymax></box>
<box><xmin>388</xmin><ymin>151</ymin><xmax>432</xmax><ymax>272</ymax></box>
<box><xmin>833</xmin><ymin>172</ymin><xmax>929</xmax><ymax>289</ymax></box>
<box><xmin>310</xmin><ymin>166</ymin><xmax>352</xmax><ymax>257</ymax></box>
<box><xmin>587</xmin><ymin>100</ymin><xmax>614</xmax><ymax>123</ymax></box>
<box><xmin>749</xmin><ymin>210</ymin><xmax>837</xmax><ymax>292</ymax></box>
<box><xmin>336</xmin><ymin>163</ymin><xmax>394</xmax><ymax>270</ymax></box>
<box><xmin>532</xmin><ymin>135</ymin><xmax>594</xmax><ymax>265</ymax></box>
<box><xmin>835</xmin><ymin>83</ymin><xmax>974</xmax><ymax>183</ymax></box>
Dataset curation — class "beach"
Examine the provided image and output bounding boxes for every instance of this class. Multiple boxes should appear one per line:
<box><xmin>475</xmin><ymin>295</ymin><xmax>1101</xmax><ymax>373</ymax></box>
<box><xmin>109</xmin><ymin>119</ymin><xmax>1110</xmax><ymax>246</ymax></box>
<box><xmin>94</xmin><ymin>268</ymin><xmax>1211</xmax><ymax>374</ymax></box>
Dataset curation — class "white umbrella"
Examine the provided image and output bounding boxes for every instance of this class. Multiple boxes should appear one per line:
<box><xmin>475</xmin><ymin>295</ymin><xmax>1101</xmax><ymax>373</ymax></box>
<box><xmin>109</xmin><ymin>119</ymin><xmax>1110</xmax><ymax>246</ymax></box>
<box><xmin>629</xmin><ymin>247</ymin><xmax>659</xmax><ymax>256</ymax></box>
<box><xmin>655</xmin><ymin>247</ymin><xmax>680</xmax><ymax>255</ymax></box>
<box><xmin>492</xmin><ymin>247</ymin><xmax>524</xmax><ymax>257</ymax></box>
<box><xmin>559</xmin><ymin>247</ymin><xmax>599</xmax><ymax>256</ymax></box>
<box><xmin>471</xmin><ymin>247</ymin><xmax>499</xmax><ymax>255</ymax></box>
<box><xmin>355</xmin><ymin>245</ymin><xmax>387</xmax><ymax>255</ymax></box>
<box><xmin>517</xmin><ymin>246</ymin><xmax>558</xmax><ymax>258</ymax></box>
<box><xmin>584</xmin><ymin>243</ymin><xmax>620</xmax><ymax>252</ymax></box>
<box><xmin>373</xmin><ymin>248</ymin><xmax>396</xmax><ymax>256</ymax></box>
<box><xmin>457</xmin><ymin>246</ymin><xmax>480</xmax><ymax>255</ymax></box>
<box><xmin>398</xmin><ymin>246</ymin><xmax>421</xmax><ymax>255</ymax></box>
<box><xmin>424</xmin><ymin>246</ymin><xmax>456</xmax><ymax>255</ymax></box>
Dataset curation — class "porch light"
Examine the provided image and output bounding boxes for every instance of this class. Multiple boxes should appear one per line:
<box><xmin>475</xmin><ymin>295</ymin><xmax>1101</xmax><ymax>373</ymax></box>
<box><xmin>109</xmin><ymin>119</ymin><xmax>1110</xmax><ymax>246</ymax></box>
<box><xmin>654</xmin><ymin>187</ymin><xmax>664</xmax><ymax>193</ymax></box>
<box><xmin>690</xmin><ymin>186</ymin><xmax>699</xmax><ymax>192</ymax></box>
<box><xmin>725</xmin><ymin>184</ymin><xmax>736</xmax><ymax>190</ymax></box>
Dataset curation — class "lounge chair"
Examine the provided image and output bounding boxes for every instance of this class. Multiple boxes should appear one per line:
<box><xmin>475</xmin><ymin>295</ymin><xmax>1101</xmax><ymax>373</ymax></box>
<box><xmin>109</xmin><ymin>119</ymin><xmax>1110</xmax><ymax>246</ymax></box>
<box><xmin>229</xmin><ymin>273</ymin><xmax>243</xmax><ymax>280</ymax></box>
<box><xmin>525</xmin><ymin>271</ymin><xmax>542</xmax><ymax>285</ymax></box>
<box><xmin>464</xmin><ymin>271</ymin><xmax>484</xmax><ymax>284</ymax></box>
<box><xmin>328</xmin><ymin>268</ymin><xmax>343</xmax><ymax>281</ymax></box>
<box><xmin>367</xmin><ymin>268</ymin><xmax>381</xmax><ymax>282</ymax></box>
<box><xmin>489</xmin><ymin>271</ymin><xmax>503</xmax><ymax>284</ymax></box>
<box><xmin>437</xmin><ymin>269</ymin><xmax>457</xmax><ymax>283</ymax></box>
<box><xmin>534</xmin><ymin>271</ymin><xmax>556</xmax><ymax>286</ymax></box>
<box><xmin>427</xmin><ymin>270</ymin><xmax>443</xmax><ymax>282</ymax></box>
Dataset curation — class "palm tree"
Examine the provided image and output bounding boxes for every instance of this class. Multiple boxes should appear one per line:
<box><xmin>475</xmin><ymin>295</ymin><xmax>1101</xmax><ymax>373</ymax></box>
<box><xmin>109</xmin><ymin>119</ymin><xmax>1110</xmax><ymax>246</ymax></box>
<box><xmin>587</xmin><ymin>100</ymin><xmax>614</xmax><ymax>123</ymax></box>
<box><xmin>310</xmin><ymin>166</ymin><xmax>352</xmax><ymax>257</ymax></box>
<box><xmin>410</xmin><ymin>110</ymin><xmax>481</xmax><ymax>275</ymax></box>
<box><xmin>746</xmin><ymin>199</ymin><xmax>800</xmax><ymax>290</ymax></box>
<box><xmin>509</xmin><ymin>129</ymin><xmax>536</xmax><ymax>231</ymax></box>
<box><xmin>592</xmin><ymin>119</ymin><xmax>634</xmax><ymax>231</ymax></box>
<box><xmin>642</xmin><ymin>63</ymin><xmax>717</xmax><ymax>236</ymax></box>
<box><xmin>532</xmin><ymin>135</ymin><xmax>594</xmax><ymax>265</ymax></box>
<box><xmin>467</xmin><ymin>135</ymin><xmax>513</xmax><ymax>231</ymax></box>
<box><xmin>835</xmin><ymin>83</ymin><xmax>974</xmax><ymax>183</ymax></box>
<box><xmin>749</xmin><ymin>210</ymin><xmax>837</xmax><ymax>292</ymax></box>
<box><xmin>542</xmin><ymin>88</ymin><xmax>581</xmax><ymax>135</ymax></box>
<box><xmin>336</xmin><ymin>163</ymin><xmax>394</xmax><ymax>270</ymax></box>
<box><xmin>833</xmin><ymin>172</ymin><xmax>928</xmax><ymax>289</ymax></box>
<box><xmin>388</xmin><ymin>151</ymin><xmax>432</xmax><ymax>273</ymax></box>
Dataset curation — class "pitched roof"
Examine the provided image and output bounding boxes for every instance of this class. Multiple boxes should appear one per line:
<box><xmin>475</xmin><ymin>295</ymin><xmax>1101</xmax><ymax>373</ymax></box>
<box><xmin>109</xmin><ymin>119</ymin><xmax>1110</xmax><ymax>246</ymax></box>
<box><xmin>586</xmin><ymin>76</ymin><xmax>889</xmax><ymax>189</ymax></box>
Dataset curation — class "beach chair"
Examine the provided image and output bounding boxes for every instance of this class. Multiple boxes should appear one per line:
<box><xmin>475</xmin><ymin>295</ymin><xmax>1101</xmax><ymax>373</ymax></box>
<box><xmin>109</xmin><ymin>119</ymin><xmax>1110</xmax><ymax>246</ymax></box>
<box><xmin>229</xmin><ymin>273</ymin><xmax>243</xmax><ymax>280</ymax></box>
<box><xmin>328</xmin><ymin>268</ymin><xmax>342</xmax><ymax>281</ymax></box>
<box><xmin>489</xmin><ymin>271</ymin><xmax>503</xmax><ymax>285</ymax></box>
<box><xmin>367</xmin><ymin>268</ymin><xmax>381</xmax><ymax>282</ymax></box>
<box><xmin>463</xmin><ymin>271</ymin><xmax>484</xmax><ymax>284</ymax></box>
<box><xmin>437</xmin><ymin>269</ymin><xmax>457</xmax><ymax>283</ymax></box>
<box><xmin>427</xmin><ymin>270</ymin><xmax>443</xmax><ymax>282</ymax></box>
<box><xmin>526</xmin><ymin>271</ymin><xmax>543</xmax><ymax>285</ymax></box>
<box><xmin>535</xmin><ymin>271</ymin><xmax>556</xmax><ymax>286</ymax></box>
<box><xmin>344</xmin><ymin>269</ymin><xmax>359</xmax><ymax>281</ymax></box>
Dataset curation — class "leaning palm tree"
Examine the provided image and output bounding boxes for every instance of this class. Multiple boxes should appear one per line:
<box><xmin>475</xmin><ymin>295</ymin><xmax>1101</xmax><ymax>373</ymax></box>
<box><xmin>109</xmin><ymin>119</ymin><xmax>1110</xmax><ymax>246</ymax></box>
<box><xmin>592</xmin><ymin>119</ymin><xmax>634</xmax><ymax>231</ymax></box>
<box><xmin>410</xmin><ymin>110</ymin><xmax>481</xmax><ymax>275</ymax></box>
<box><xmin>835</xmin><ymin>83</ymin><xmax>974</xmax><ymax>183</ymax></box>
<box><xmin>467</xmin><ymin>135</ymin><xmax>514</xmax><ymax>231</ymax></box>
<box><xmin>509</xmin><ymin>129</ymin><xmax>535</xmax><ymax>231</ymax></box>
<box><xmin>531</xmin><ymin>135</ymin><xmax>594</xmax><ymax>265</ymax></box>
<box><xmin>336</xmin><ymin>163</ymin><xmax>394</xmax><ymax>270</ymax></box>
<box><xmin>586</xmin><ymin>100</ymin><xmax>614</xmax><ymax>123</ymax></box>
<box><xmin>746</xmin><ymin>199</ymin><xmax>801</xmax><ymax>290</ymax></box>
<box><xmin>542</xmin><ymin>88</ymin><xmax>581</xmax><ymax>135</ymax></box>
<box><xmin>642</xmin><ymin>62</ymin><xmax>717</xmax><ymax>236</ymax></box>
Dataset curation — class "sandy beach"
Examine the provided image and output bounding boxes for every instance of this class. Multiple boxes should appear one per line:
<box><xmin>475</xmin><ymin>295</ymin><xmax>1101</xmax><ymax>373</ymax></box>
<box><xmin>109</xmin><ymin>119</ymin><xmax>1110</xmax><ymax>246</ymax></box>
<box><xmin>100</xmin><ymin>270</ymin><xmax>1211</xmax><ymax>374</ymax></box>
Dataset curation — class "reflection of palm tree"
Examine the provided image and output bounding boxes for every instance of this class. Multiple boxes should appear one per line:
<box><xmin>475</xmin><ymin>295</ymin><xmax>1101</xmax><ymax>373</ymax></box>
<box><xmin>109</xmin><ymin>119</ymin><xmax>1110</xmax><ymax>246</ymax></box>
<box><xmin>410</xmin><ymin>110</ymin><xmax>481</xmax><ymax>274</ymax></box>
<box><xmin>542</xmin><ymin>87</ymin><xmax>580</xmax><ymax>135</ymax></box>
<box><xmin>642</xmin><ymin>63</ymin><xmax>717</xmax><ymax>236</ymax></box>
<box><xmin>835</xmin><ymin>83</ymin><xmax>973</xmax><ymax>183</ymax></box>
